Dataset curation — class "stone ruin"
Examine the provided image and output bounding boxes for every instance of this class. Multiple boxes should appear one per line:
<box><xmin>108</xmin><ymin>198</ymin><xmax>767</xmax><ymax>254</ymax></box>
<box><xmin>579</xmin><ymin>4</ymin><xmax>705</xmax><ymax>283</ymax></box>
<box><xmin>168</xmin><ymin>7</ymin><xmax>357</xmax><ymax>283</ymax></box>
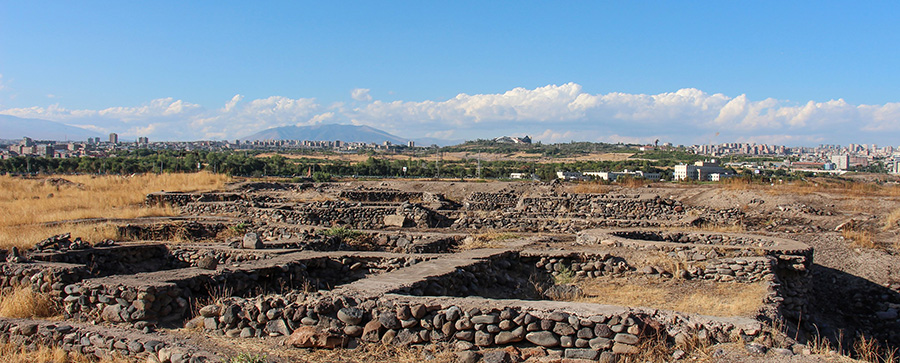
<box><xmin>0</xmin><ymin>182</ymin><xmax>813</xmax><ymax>362</ymax></box>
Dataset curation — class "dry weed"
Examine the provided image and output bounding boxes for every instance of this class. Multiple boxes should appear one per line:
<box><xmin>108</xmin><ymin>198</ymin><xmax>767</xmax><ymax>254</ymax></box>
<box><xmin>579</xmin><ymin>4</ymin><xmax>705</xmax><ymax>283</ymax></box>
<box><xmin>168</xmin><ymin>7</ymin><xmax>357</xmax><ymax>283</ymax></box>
<box><xmin>456</xmin><ymin>231</ymin><xmax>519</xmax><ymax>250</ymax></box>
<box><xmin>842</xmin><ymin>229</ymin><xmax>877</xmax><ymax>249</ymax></box>
<box><xmin>0</xmin><ymin>342</ymin><xmax>137</xmax><ymax>363</ymax></box>
<box><xmin>571</xmin><ymin>182</ymin><xmax>610</xmax><ymax>194</ymax></box>
<box><xmin>576</xmin><ymin>278</ymin><xmax>766</xmax><ymax>317</ymax></box>
<box><xmin>0</xmin><ymin>173</ymin><xmax>226</xmax><ymax>250</ymax></box>
<box><xmin>0</xmin><ymin>222</ymin><xmax>120</xmax><ymax>251</ymax></box>
<box><xmin>0</xmin><ymin>286</ymin><xmax>59</xmax><ymax>319</ymax></box>
<box><xmin>883</xmin><ymin>208</ymin><xmax>900</xmax><ymax>231</ymax></box>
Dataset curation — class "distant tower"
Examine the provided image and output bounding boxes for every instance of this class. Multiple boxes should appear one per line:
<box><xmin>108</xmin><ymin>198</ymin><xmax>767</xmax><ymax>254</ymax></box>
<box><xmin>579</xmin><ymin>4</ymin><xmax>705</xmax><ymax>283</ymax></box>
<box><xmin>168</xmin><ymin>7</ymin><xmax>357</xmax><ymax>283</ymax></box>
<box><xmin>109</xmin><ymin>133</ymin><xmax>118</xmax><ymax>144</ymax></box>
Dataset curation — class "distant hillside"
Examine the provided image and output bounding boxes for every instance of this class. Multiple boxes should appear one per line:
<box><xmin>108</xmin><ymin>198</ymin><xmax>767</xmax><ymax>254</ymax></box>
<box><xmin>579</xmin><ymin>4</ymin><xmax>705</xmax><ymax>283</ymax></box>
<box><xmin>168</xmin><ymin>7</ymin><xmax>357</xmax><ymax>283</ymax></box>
<box><xmin>0</xmin><ymin>114</ymin><xmax>101</xmax><ymax>141</ymax></box>
<box><xmin>241</xmin><ymin>124</ymin><xmax>411</xmax><ymax>144</ymax></box>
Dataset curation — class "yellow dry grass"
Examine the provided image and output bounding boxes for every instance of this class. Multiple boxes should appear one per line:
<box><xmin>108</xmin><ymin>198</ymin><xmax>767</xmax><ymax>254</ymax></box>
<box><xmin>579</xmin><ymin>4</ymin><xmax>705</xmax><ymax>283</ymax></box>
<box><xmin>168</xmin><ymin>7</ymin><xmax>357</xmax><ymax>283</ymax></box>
<box><xmin>0</xmin><ymin>286</ymin><xmax>59</xmax><ymax>319</ymax></box>
<box><xmin>456</xmin><ymin>231</ymin><xmax>519</xmax><ymax>250</ymax></box>
<box><xmin>842</xmin><ymin>229</ymin><xmax>877</xmax><ymax>249</ymax></box>
<box><xmin>576</xmin><ymin>277</ymin><xmax>766</xmax><ymax>317</ymax></box>
<box><xmin>570</xmin><ymin>182</ymin><xmax>610</xmax><ymax>194</ymax></box>
<box><xmin>0</xmin><ymin>342</ymin><xmax>135</xmax><ymax>363</ymax></box>
<box><xmin>0</xmin><ymin>223</ymin><xmax>120</xmax><ymax>252</ymax></box>
<box><xmin>883</xmin><ymin>207</ymin><xmax>900</xmax><ymax>231</ymax></box>
<box><xmin>0</xmin><ymin>173</ymin><xmax>227</xmax><ymax>250</ymax></box>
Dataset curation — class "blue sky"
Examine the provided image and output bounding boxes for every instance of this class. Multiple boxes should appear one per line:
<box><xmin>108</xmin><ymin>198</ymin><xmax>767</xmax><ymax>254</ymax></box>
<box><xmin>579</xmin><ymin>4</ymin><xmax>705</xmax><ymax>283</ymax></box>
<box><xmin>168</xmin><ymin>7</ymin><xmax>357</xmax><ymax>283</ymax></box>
<box><xmin>1</xmin><ymin>2</ymin><xmax>899</xmax><ymax>145</ymax></box>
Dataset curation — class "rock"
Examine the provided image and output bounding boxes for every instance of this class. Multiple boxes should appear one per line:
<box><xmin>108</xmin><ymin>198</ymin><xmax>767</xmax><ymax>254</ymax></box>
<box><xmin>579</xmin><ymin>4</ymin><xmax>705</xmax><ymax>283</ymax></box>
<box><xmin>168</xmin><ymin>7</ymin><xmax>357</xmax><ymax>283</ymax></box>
<box><xmin>455</xmin><ymin>351</ymin><xmax>480</xmax><ymax>363</ymax></box>
<box><xmin>199</xmin><ymin>305</ymin><xmax>220</xmax><ymax>318</ymax></box>
<box><xmin>18</xmin><ymin>323</ymin><xmax>38</xmax><ymax>336</ymax></box>
<box><xmin>265</xmin><ymin>319</ymin><xmax>290</xmax><ymax>336</ymax></box>
<box><xmin>472</xmin><ymin>315</ymin><xmax>500</xmax><ymax>324</ymax></box>
<box><xmin>344</xmin><ymin>325</ymin><xmax>363</xmax><ymax>336</ymax></box>
<box><xmin>384</xmin><ymin>215</ymin><xmax>408</xmax><ymax>227</ymax></box>
<box><xmin>286</xmin><ymin>326</ymin><xmax>342</xmax><ymax>348</ymax></box>
<box><xmin>612</xmin><ymin>343</ymin><xmax>638</xmax><ymax>354</ymax></box>
<box><xmin>475</xmin><ymin>331</ymin><xmax>494</xmax><ymax>346</ymax></box>
<box><xmin>565</xmin><ymin>348</ymin><xmax>599</xmax><ymax>360</ymax></box>
<box><xmin>222</xmin><ymin>305</ymin><xmax>241</xmax><ymax>325</ymax></box>
<box><xmin>553</xmin><ymin>322</ymin><xmax>576</xmax><ymax>336</ymax></box>
<box><xmin>594</xmin><ymin>324</ymin><xmax>613</xmax><ymax>338</ymax></box>
<box><xmin>745</xmin><ymin>343</ymin><xmax>767</xmax><ymax>355</ymax></box>
<box><xmin>197</xmin><ymin>256</ymin><xmax>218</xmax><ymax>270</ymax></box>
<box><xmin>362</xmin><ymin>320</ymin><xmax>382</xmax><ymax>342</ymax></box>
<box><xmin>242</xmin><ymin>233</ymin><xmax>263</xmax><ymax>249</ymax></box>
<box><xmin>482</xmin><ymin>350</ymin><xmax>512</xmax><ymax>363</ymax></box>
<box><xmin>101</xmin><ymin>305</ymin><xmax>125</xmax><ymax>323</ymax></box>
<box><xmin>378</xmin><ymin>312</ymin><xmax>401</xmax><ymax>330</ymax></box>
<box><xmin>772</xmin><ymin>348</ymin><xmax>793</xmax><ymax>356</ymax></box>
<box><xmin>614</xmin><ymin>333</ymin><xmax>639</xmax><ymax>345</ymax></box>
<box><xmin>337</xmin><ymin>307</ymin><xmax>364</xmax><ymax>325</ymax></box>
<box><xmin>526</xmin><ymin>331</ymin><xmax>560</xmax><ymax>347</ymax></box>
<box><xmin>495</xmin><ymin>327</ymin><xmax>526</xmax><ymax>345</ymax></box>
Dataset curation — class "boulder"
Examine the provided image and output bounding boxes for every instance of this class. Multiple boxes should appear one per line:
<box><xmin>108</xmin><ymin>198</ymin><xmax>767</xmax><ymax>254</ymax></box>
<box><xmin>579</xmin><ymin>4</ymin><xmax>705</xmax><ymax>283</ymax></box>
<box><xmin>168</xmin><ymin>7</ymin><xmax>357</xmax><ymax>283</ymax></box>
<box><xmin>242</xmin><ymin>232</ymin><xmax>263</xmax><ymax>249</ymax></box>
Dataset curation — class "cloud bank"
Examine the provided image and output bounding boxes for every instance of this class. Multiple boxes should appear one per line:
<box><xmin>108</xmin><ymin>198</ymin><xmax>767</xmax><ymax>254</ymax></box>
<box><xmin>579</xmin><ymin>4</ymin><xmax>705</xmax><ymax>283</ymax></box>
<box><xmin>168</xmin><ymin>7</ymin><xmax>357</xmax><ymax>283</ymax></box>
<box><xmin>2</xmin><ymin>83</ymin><xmax>898</xmax><ymax>146</ymax></box>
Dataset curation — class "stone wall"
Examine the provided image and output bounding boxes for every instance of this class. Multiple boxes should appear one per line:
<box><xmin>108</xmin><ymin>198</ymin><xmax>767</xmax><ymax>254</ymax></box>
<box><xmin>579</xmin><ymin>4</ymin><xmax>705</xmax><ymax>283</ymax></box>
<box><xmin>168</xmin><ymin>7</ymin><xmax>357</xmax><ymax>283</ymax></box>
<box><xmin>0</xmin><ymin>319</ymin><xmax>215</xmax><ymax>363</ymax></box>
<box><xmin>58</xmin><ymin>255</ymin><xmax>422</xmax><ymax>326</ymax></box>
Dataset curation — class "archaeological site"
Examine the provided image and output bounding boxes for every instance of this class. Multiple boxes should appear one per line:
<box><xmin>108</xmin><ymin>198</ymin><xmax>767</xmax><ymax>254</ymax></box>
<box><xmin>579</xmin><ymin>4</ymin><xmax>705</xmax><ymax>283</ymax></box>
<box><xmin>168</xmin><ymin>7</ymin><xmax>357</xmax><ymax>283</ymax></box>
<box><xmin>3</xmin><ymin>178</ymin><xmax>900</xmax><ymax>363</ymax></box>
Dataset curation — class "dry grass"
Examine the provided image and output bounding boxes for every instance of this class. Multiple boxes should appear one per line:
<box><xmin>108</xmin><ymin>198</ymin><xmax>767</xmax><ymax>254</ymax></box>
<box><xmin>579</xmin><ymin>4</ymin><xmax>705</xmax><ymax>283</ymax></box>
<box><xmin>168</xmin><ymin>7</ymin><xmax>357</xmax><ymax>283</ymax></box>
<box><xmin>766</xmin><ymin>179</ymin><xmax>900</xmax><ymax>198</ymax></box>
<box><xmin>842</xmin><ymin>229</ymin><xmax>877</xmax><ymax>249</ymax></box>
<box><xmin>456</xmin><ymin>231</ymin><xmax>519</xmax><ymax>250</ymax></box>
<box><xmin>0</xmin><ymin>286</ymin><xmax>59</xmax><ymax>319</ymax></box>
<box><xmin>883</xmin><ymin>208</ymin><xmax>900</xmax><ymax>231</ymax></box>
<box><xmin>0</xmin><ymin>173</ymin><xmax>227</xmax><ymax>250</ymax></box>
<box><xmin>576</xmin><ymin>277</ymin><xmax>767</xmax><ymax>317</ymax></box>
<box><xmin>0</xmin><ymin>342</ymin><xmax>135</xmax><ymax>363</ymax></box>
<box><xmin>0</xmin><ymin>222</ymin><xmax>120</xmax><ymax>252</ymax></box>
<box><xmin>291</xmin><ymin>343</ymin><xmax>455</xmax><ymax>363</ymax></box>
<box><xmin>570</xmin><ymin>182</ymin><xmax>610</xmax><ymax>194</ymax></box>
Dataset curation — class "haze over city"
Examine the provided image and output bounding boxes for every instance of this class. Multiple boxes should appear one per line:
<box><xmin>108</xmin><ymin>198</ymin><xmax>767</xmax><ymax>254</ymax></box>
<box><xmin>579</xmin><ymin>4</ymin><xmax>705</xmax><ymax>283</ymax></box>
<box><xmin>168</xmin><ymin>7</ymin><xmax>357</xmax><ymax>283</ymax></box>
<box><xmin>1</xmin><ymin>2</ymin><xmax>898</xmax><ymax>146</ymax></box>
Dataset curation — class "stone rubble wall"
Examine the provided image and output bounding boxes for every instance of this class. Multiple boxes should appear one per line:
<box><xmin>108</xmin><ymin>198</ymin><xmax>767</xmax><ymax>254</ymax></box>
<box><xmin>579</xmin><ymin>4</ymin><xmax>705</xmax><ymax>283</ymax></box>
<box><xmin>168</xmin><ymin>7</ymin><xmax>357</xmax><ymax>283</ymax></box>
<box><xmin>58</xmin><ymin>256</ymin><xmax>420</xmax><ymax>326</ymax></box>
<box><xmin>146</xmin><ymin>192</ymin><xmax>243</xmax><ymax>207</ymax></box>
<box><xmin>0</xmin><ymin>319</ymin><xmax>216</xmax><ymax>363</ymax></box>
<box><xmin>187</xmin><ymin>290</ymin><xmax>767</xmax><ymax>360</ymax></box>
<box><xmin>339</xmin><ymin>190</ymin><xmax>424</xmax><ymax>202</ymax></box>
<box><xmin>464</xmin><ymin>192</ymin><xmax>520</xmax><ymax>211</ymax></box>
<box><xmin>31</xmin><ymin>244</ymin><xmax>183</xmax><ymax>276</ymax></box>
<box><xmin>118</xmin><ymin>223</ymin><xmax>229</xmax><ymax>243</ymax></box>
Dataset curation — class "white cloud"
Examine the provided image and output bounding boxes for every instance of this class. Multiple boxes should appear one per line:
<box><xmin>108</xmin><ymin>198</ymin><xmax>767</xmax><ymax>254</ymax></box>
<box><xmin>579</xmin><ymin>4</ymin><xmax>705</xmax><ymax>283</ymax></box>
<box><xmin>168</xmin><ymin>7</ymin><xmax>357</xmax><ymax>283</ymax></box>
<box><xmin>351</xmin><ymin>88</ymin><xmax>372</xmax><ymax>102</ymax></box>
<box><xmin>1</xmin><ymin>83</ymin><xmax>899</xmax><ymax>145</ymax></box>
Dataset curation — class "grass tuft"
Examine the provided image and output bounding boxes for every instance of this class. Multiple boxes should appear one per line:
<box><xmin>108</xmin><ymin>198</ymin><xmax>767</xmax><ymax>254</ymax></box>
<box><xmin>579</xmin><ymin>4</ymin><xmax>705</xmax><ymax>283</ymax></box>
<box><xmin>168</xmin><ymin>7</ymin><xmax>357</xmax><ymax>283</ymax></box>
<box><xmin>0</xmin><ymin>286</ymin><xmax>59</xmax><ymax>319</ymax></box>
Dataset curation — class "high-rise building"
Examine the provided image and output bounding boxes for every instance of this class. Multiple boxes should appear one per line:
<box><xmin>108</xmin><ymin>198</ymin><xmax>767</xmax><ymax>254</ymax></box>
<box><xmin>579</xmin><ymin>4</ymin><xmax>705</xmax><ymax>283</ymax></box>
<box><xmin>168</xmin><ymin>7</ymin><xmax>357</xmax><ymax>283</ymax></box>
<box><xmin>830</xmin><ymin>154</ymin><xmax>850</xmax><ymax>170</ymax></box>
<box><xmin>109</xmin><ymin>133</ymin><xmax>118</xmax><ymax>144</ymax></box>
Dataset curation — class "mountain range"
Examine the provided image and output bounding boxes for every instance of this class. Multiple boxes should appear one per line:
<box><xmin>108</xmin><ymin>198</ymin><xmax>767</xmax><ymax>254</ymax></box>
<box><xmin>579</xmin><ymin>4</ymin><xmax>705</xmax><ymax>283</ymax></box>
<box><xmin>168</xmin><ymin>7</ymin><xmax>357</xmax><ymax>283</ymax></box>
<box><xmin>0</xmin><ymin>114</ymin><xmax>101</xmax><ymax>141</ymax></box>
<box><xmin>241</xmin><ymin>124</ymin><xmax>461</xmax><ymax>146</ymax></box>
<box><xmin>0</xmin><ymin>115</ymin><xmax>461</xmax><ymax>146</ymax></box>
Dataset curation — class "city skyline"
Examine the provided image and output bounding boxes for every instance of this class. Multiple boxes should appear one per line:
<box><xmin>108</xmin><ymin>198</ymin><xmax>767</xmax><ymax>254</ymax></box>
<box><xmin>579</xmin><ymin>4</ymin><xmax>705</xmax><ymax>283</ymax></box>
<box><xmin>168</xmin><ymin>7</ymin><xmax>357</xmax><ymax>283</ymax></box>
<box><xmin>1</xmin><ymin>2</ymin><xmax>898</xmax><ymax>146</ymax></box>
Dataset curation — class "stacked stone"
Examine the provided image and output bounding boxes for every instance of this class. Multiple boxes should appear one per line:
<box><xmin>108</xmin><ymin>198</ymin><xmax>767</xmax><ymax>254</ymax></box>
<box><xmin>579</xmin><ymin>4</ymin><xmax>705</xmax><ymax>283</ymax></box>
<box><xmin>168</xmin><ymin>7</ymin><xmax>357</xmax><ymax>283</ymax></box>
<box><xmin>179</xmin><ymin>201</ymin><xmax>249</xmax><ymax>216</ymax></box>
<box><xmin>533</xmin><ymin>255</ymin><xmax>632</xmax><ymax>278</ymax></box>
<box><xmin>146</xmin><ymin>192</ymin><xmax>243</xmax><ymax>207</ymax></box>
<box><xmin>464</xmin><ymin>192</ymin><xmax>520</xmax><ymax>211</ymax></box>
<box><xmin>117</xmin><ymin>222</ymin><xmax>228</xmax><ymax>243</ymax></box>
<box><xmin>339</xmin><ymin>190</ymin><xmax>424</xmax><ymax>202</ymax></box>
<box><xmin>62</xmin><ymin>282</ymin><xmax>188</xmax><ymax>326</ymax></box>
<box><xmin>698</xmin><ymin>258</ymin><xmax>773</xmax><ymax>282</ymax></box>
<box><xmin>61</xmin><ymin>256</ymin><xmax>420</xmax><ymax>325</ymax></box>
<box><xmin>251</xmin><ymin>203</ymin><xmax>396</xmax><ymax>229</ymax></box>
<box><xmin>0</xmin><ymin>262</ymin><xmax>86</xmax><ymax>296</ymax></box>
<box><xmin>31</xmin><ymin>244</ymin><xmax>175</xmax><ymax>275</ymax></box>
<box><xmin>193</xmin><ymin>297</ymin><xmax>646</xmax><ymax>360</ymax></box>
<box><xmin>613</xmin><ymin>231</ymin><xmax>775</xmax><ymax>247</ymax></box>
<box><xmin>0</xmin><ymin>319</ymin><xmax>211</xmax><ymax>363</ymax></box>
<box><xmin>518</xmin><ymin>194</ymin><xmax>685</xmax><ymax>221</ymax></box>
